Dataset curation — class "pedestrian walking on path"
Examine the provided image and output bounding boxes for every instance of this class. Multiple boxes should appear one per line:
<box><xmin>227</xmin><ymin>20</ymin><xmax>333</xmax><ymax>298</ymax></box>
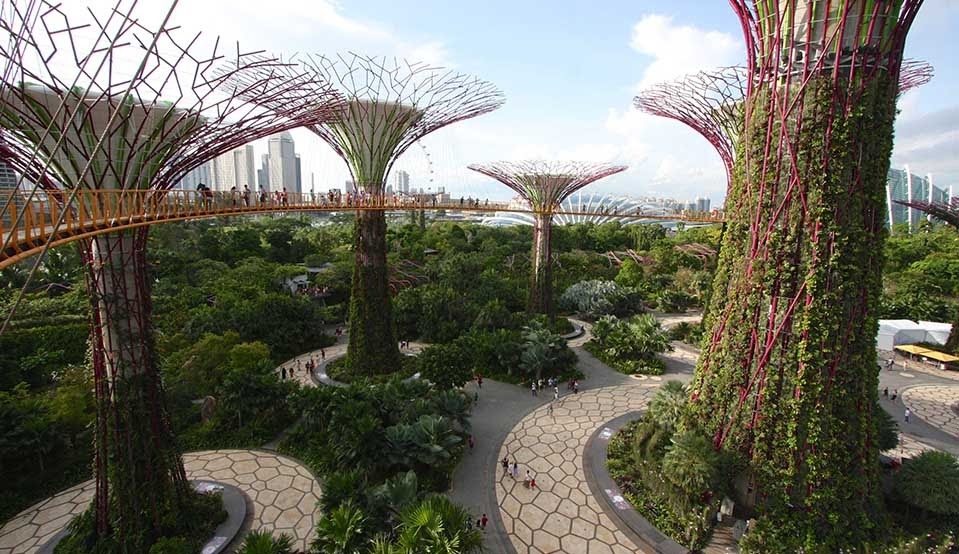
<box><xmin>477</xmin><ymin>374</ymin><xmax>483</xmax><ymax>388</ymax></box>
<box><xmin>891</xmin><ymin>389</ymin><xmax>898</xmax><ymax>401</ymax></box>
<box><xmin>281</xmin><ymin>367</ymin><xmax>287</xmax><ymax>380</ymax></box>
<box><xmin>883</xmin><ymin>387</ymin><xmax>888</xmax><ymax>398</ymax></box>
<box><xmin>886</xmin><ymin>358</ymin><xmax>894</xmax><ymax>370</ymax></box>
<box><xmin>573</xmin><ymin>380</ymin><xmax>579</xmax><ymax>394</ymax></box>
<box><xmin>502</xmin><ymin>456</ymin><xmax>509</xmax><ymax>476</ymax></box>
<box><xmin>468</xmin><ymin>435</ymin><xmax>474</xmax><ymax>451</ymax></box>
<box><xmin>904</xmin><ymin>408</ymin><xmax>910</xmax><ymax>423</ymax></box>
<box><xmin>531</xmin><ymin>382</ymin><xmax>537</xmax><ymax>397</ymax></box>
<box><xmin>511</xmin><ymin>461</ymin><xmax>519</xmax><ymax>480</ymax></box>
<box><xmin>548</xmin><ymin>402</ymin><xmax>554</xmax><ymax>416</ymax></box>
<box><xmin>480</xmin><ymin>514</ymin><xmax>488</xmax><ymax>530</ymax></box>
<box><xmin>553</xmin><ymin>386</ymin><xmax>559</xmax><ymax>401</ymax></box>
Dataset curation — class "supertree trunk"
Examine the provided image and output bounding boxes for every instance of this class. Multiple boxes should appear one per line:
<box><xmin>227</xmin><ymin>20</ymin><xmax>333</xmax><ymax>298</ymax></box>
<box><xmin>82</xmin><ymin>227</ymin><xmax>188</xmax><ymax>541</ymax></box>
<box><xmin>347</xmin><ymin>207</ymin><xmax>401</xmax><ymax>375</ymax></box>
<box><xmin>689</xmin><ymin>74</ymin><xmax>898</xmax><ymax>546</ymax></box>
<box><xmin>529</xmin><ymin>212</ymin><xmax>554</xmax><ymax>317</ymax></box>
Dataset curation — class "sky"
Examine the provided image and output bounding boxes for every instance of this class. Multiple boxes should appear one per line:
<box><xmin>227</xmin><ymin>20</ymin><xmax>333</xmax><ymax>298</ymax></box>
<box><xmin>71</xmin><ymin>1</ymin><xmax>959</xmax><ymax>203</ymax></box>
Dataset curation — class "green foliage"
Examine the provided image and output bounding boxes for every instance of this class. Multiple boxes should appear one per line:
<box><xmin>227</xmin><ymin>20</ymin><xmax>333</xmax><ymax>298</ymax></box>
<box><xmin>55</xmin><ymin>490</ymin><xmax>226</xmax><ymax>554</ymax></box>
<box><xmin>587</xmin><ymin>314</ymin><xmax>673</xmax><ymax>375</ymax></box>
<box><xmin>667</xmin><ymin>321</ymin><xmax>703</xmax><ymax>347</ymax></box>
<box><xmin>876</xmin><ymin>402</ymin><xmax>900</xmax><ymax>452</ymax></box>
<box><xmin>162</xmin><ymin>332</ymin><xmax>299</xmax><ymax>450</ymax></box>
<box><xmin>311</xmin><ymin>500</ymin><xmax>368</xmax><ymax>554</ymax></box>
<box><xmin>238</xmin><ymin>530</ymin><xmax>295</xmax><ymax>554</ymax></box>
<box><xmin>414</xmin><ymin>343</ymin><xmax>472</xmax><ymax>390</ymax></box>
<box><xmin>0</xmin><ymin>323</ymin><xmax>88</xmax><ymax>390</ymax></box>
<box><xmin>0</xmin><ymin>378</ymin><xmax>93</xmax><ymax>522</ymax></box>
<box><xmin>647</xmin><ymin>380</ymin><xmax>688</xmax><ymax>431</ymax></box>
<box><xmin>662</xmin><ymin>431</ymin><xmax>719</xmax><ymax>500</ymax></box>
<box><xmin>519</xmin><ymin>321</ymin><xmax>577</xmax><ymax>381</ymax></box>
<box><xmin>894</xmin><ymin>451</ymin><xmax>959</xmax><ymax>516</ymax></box>
<box><xmin>607</xmin><ymin>420</ymin><xmax>714</xmax><ymax>551</ymax></box>
<box><xmin>559</xmin><ymin>280</ymin><xmax>641</xmax><ymax>319</ymax></box>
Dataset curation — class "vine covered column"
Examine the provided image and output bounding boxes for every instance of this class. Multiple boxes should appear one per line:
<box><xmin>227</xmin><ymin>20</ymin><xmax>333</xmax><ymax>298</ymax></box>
<box><xmin>83</xmin><ymin>227</ymin><xmax>188</xmax><ymax>540</ymax></box>
<box><xmin>686</xmin><ymin>1</ymin><xmax>925</xmax><ymax>550</ymax></box>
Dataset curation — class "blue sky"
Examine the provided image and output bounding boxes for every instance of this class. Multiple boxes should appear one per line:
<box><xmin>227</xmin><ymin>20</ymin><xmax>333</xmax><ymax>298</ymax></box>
<box><xmin>85</xmin><ymin>0</ymin><xmax>959</xmax><ymax>203</ymax></box>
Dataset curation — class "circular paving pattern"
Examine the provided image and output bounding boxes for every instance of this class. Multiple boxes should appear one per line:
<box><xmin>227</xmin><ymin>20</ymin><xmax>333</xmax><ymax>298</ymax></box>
<box><xmin>0</xmin><ymin>450</ymin><xmax>321</xmax><ymax>554</ymax></box>
<box><xmin>496</xmin><ymin>384</ymin><xmax>658</xmax><ymax>554</ymax></box>
<box><xmin>902</xmin><ymin>385</ymin><xmax>959</xmax><ymax>439</ymax></box>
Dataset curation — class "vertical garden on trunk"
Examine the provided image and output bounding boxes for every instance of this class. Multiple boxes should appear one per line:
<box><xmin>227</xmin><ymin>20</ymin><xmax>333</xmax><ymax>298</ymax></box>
<box><xmin>684</xmin><ymin>1</ymin><xmax>924</xmax><ymax>550</ymax></box>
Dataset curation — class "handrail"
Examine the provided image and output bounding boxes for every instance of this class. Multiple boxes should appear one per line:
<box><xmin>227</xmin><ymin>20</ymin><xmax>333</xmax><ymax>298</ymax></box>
<box><xmin>0</xmin><ymin>189</ymin><xmax>725</xmax><ymax>269</ymax></box>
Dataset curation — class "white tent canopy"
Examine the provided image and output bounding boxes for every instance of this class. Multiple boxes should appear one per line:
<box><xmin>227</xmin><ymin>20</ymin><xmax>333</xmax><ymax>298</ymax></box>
<box><xmin>877</xmin><ymin>319</ymin><xmax>953</xmax><ymax>351</ymax></box>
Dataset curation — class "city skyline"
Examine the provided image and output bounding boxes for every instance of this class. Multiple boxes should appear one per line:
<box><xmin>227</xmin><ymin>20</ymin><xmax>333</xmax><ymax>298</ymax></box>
<box><xmin>79</xmin><ymin>0</ymin><xmax>959</xmax><ymax>207</ymax></box>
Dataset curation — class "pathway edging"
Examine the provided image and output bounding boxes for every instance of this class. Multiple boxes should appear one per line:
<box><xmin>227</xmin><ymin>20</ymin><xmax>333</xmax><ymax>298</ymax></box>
<box><xmin>583</xmin><ymin>413</ymin><xmax>688</xmax><ymax>554</ymax></box>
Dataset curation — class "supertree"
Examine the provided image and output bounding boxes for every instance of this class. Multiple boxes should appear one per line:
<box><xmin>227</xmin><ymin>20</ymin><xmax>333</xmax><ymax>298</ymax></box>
<box><xmin>634</xmin><ymin>60</ymin><xmax>932</xmax><ymax>191</ymax></box>
<box><xmin>635</xmin><ymin>66</ymin><xmax>747</xmax><ymax>191</ymax></box>
<box><xmin>684</xmin><ymin>1</ymin><xmax>925</xmax><ymax>549</ymax></box>
<box><xmin>236</xmin><ymin>53</ymin><xmax>504</xmax><ymax>376</ymax></box>
<box><xmin>0</xmin><ymin>1</ymin><xmax>342</xmax><ymax>547</ymax></box>
<box><xmin>467</xmin><ymin>161</ymin><xmax>627</xmax><ymax>316</ymax></box>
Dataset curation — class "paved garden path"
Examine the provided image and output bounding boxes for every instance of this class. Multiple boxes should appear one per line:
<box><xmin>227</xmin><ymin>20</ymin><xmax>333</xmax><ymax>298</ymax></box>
<box><xmin>901</xmin><ymin>385</ymin><xmax>959</xmax><ymax>440</ymax></box>
<box><xmin>0</xmin><ymin>450</ymin><xmax>321</xmax><ymax>554</ymax></box>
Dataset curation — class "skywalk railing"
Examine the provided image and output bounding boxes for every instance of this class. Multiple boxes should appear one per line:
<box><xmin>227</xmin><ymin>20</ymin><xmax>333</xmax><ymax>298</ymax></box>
<box><xmin>0</xmin><ymin>189</ymin><xmax>723</xmax><ymax>269</ymax></box>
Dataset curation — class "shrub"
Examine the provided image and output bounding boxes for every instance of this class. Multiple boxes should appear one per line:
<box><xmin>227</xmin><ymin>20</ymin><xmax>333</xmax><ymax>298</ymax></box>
<box><xmin>894</xmin><ymin>451</ymin><xmax>959</xmax><ymax>516</ymax></box>
<box><xmin>238</xmin><ymin>531</ymin><xmax>294</xmax><ymax>554</ymax></box>
<box><xmin>662</xmin><ymin>431</ymin><xmax>719</xmax><ymax>501</ymax></box>
<box><xmin>559</xmin><ymin>279</ymin><xmax>641</xmax><ymax>319</ymax></box>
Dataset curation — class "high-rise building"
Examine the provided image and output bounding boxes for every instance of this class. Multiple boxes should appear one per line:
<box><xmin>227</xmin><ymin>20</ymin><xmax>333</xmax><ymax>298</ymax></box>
<box><xmin>258</xmin><ymin>154</ymin><xmax>270</xmax><ymax>191</ymax></box>
<box><xmin>394</xmin><ymin>170</ymin><xmax>410</xmax><ymax>194</ymax></box>
<box><xmin>295</xmin><ymin>154</ymin><xmax>302</xmax><ymax>192</ymax></box>
<box><xmin>268</xmin><ymin>132</ymin><xmax>297</xmax><ymax>193</ymax></box>
<box><xmin>176</xmin><ymin>162</ymin><xmax>212</xmax><ymax>190</ymax></box>
<box><xmin>211</xmin><ymin>145</ymin><xmax>256</xmax><ymax>191</ymax></box>
<box><xmin>0</xmin><ymin>161</ymin><xmax>26</xmax><ymax>228</ymax></box>
<box><xmin>886</xmin><ymin>166</ymin><xmax>952</xmax><ymax>229</ymax></box>
<box><xmin>696</xmin><ymin>197</ymin><xmax>710</xmax><ymax>213</ymax></box>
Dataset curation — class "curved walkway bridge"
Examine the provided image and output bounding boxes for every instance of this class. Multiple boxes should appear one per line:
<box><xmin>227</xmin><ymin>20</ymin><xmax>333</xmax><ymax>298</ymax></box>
<box><xmin>0</xmin><ymin>190</ymin><xmax>724</xmax><ymax>269</ymax></box>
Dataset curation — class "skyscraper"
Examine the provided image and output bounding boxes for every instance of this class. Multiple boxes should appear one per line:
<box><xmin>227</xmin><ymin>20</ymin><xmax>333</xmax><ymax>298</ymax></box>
<box><xmin>268</xmin><ymin>132</ymin><xmax>297</xmax><ymax>193</ymax></box>
<box><xmin>211</xmin><ymin>145</ymin><xmax>256</xmax><ymax>191</ymax></box>
<box><xmin>696</xmin><ymin>197</ymin><xmax>710</xmax><ymax>213</ymax></box>
<box><xmin>394</xmin><ymin>170</ymin><xmax>410</xmax><ymax>194</ymax></box>
<box><xmin>295</xmin><ymin>154</ymin><xmax>302</xmax><ymax>192</ymax></box>
<box><xmin>0</xmin><ymin>161</ymin><xmax>26</xmax><ymax>228</ymax></box>
<box><xmin>258</xmin><ymin>154</ymin><xmax>270</xmax><ymax>191</ymax></box>
<box><xmin>176</xmin><ymin>162</ymin><xmax>212</xmax><ymax>190</ymax></box>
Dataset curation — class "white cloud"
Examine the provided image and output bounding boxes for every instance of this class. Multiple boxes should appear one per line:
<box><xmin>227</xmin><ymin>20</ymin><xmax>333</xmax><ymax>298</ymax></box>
<box><xmin>629</xmin><ymin>14</ymin><xmax>742</xmax><ymax>90</ymax></box>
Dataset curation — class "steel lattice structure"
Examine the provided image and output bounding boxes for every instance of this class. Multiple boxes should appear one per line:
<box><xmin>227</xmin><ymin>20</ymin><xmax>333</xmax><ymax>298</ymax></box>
<box><xmin>0</xmin><ymin>1</ymin><xmax>343</xmax><ymax>546</ymax></box>
<box><xmin>685</xmin><ymin>1</ymin><xmax>925</xmax><ymax>546</ymax></box>
<box><xmin>468</xmin><ymin>161</ymin><xmax>627</xmax><ymax>315</ymax></box>
<box><xmin>230</xmin><ymin>53</ymin><xmax>504</xmax><ymax>375</ymax></box>
<box><xmin>634</xmin><ymin>59</ymin><xmax>932</xmax><ymax>191</ymax></box>
<box><xmin>635</xmin><ymin>66</ymin><xmax>747</xmax><ymax>190</ymax></box>
<box><xmin>896</xmin><ymin>197</ymin><xmax>959</xmax><ymax>228</ymax></box>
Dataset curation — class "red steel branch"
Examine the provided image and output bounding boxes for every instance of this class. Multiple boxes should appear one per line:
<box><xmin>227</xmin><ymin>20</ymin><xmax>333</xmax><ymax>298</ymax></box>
<box><xmin>634</xmin><ymin>60</ymin><xmax>932</xmax><ymax>191</ymax></box>
<box><xmin>635</xmin><ymin>67</ymin><xmax>747</xmax><ymax>191</ymax></box>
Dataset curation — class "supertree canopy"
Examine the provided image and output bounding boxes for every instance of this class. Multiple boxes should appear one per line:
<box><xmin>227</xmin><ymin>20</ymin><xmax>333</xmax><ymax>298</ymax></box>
<box><xmin>634</xmin><ymin>59</ymin><xmax>932</xmax><ymax>191</ymax></box>
<box><xmin>467</xmin><ymin>161</ymin><xmax>626</xmax><ymax>315</ymax></box>
<box><xmin>635</xmin><ymin>66</ymin><xmax>747</xmax><ymax>190</ymax></box>
<box><xmin>0</xmin><ymin>1</ymin><xmax>342</xmax><ymax>547</ymax></box>
<box><xmin>290</xmin><ymin>53</ymin><xmax>504</xmax><ymax>376</ymax></box>
<box><xmin>683</xmin><ymin>0</ymin><xmax>925</xmax><ymax>549</ymax></box>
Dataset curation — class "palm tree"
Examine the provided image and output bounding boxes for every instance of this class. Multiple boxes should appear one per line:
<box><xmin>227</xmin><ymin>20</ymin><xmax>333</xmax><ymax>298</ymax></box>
<box><xmin>626</xmin><ymin>314</ymin><xmax>672</xmax><ymax>361</ymax></box>
<box><xmin>662</xmin><ymin>431</ymin><xmax>719</xmax><ymax>502</ymax></box>
<box><xmin>238</xmin><ymin>530</ymin><xmax>294</xmax><ymax>554</ymax></box>
<box><xmin>310</xmin><ymin>500</ymin><xmax>368</xmax><ymax>554</ymax></box>
<box><xmin>392</xmin><ymin>496</ymin><xmax>482</xmax><ymax>554</ymax></box>
<box><xmin>647</xmin><ymin>380</ymin><xmax>688</xmax><ymax>430</ymax></box>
